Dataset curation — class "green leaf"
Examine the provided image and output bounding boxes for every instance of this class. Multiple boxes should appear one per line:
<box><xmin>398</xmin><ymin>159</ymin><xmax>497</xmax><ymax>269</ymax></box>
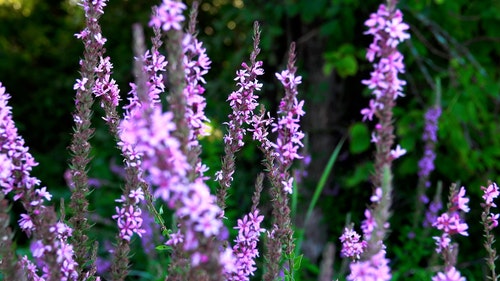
<box><xmin>155</xmin><ymin>244</ymin><xmax>171</xmax><ymax>252</ymax></box>
<box><xmin>323</xmin><ymin>44</ymin><xmax>358</xmax><ymax>77</ymax></box>
<box><xmin>161</xmin><ymin>228</ymin><xmax>171</xmax><ymax>237</ymax></box>
<box><xmin>335</xmin><ymin>55</ymin><xmax>358</xmax><ymax>78</ymax></box>
<box><xmin>293</xmin><ymin>254</ymin><xmax>303</xmax><ymax>270</ymax></box>
<box><xmin>348</xmin><ymin>122</ymin><xmax>370</xmax><ymax>154</ymax></box>
<box><xmin>295</xmin><ymin>137</ymin><xmax>345</xmax><ymax>256</ymax></box>
<box><xmin>345</xmin><ymin>162</ymin><xmax>373</xmax><ymax>187</ymax></box>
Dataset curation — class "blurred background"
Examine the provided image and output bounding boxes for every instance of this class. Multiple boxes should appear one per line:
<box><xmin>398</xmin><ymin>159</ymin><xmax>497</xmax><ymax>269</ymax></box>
<box><xmin>1</xmin><ymin>0</ymin><xmax>500</xmax><ymax>279</ymax></box>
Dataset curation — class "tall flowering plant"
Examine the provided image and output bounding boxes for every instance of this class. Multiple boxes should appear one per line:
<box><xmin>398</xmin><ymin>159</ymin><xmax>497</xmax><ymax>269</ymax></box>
<box><xmin>344</xmin><ymin>2</ymin><xmax>410</xmax><ymax>280</ymax></box>
<box><xmin>0</xmin><ymin>83</ymin><xmax>80</xmax><ymax>281</ymax></box>
<box><xmin>2</xmin><ymin>0</ymin><xmax>500</xmax><ymax>280</ymax></box>
<box><xmin>431</xmin><ymin>184</ymin><xmax>469</xmax><ymax>281</ymax></box>
<box><xmin>419</xmin><ymin>104</ymin><xmax>443</xmax><ymax>228</ymax></box>
<box><xmin>481</xmin><ymin>182</ymin><xmax>499</xmax><ymax>280</ymax></box>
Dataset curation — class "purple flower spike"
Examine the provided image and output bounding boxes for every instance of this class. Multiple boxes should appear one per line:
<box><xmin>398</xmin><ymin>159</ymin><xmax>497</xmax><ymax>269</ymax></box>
<box><xmin>229</xmin><ymin>210</ymin><xmax>265</xmax><ymax>280</ymax></box>
<box><xmin>431</xmin><ymin>184</ymin><xmax>469</xmax><ymax>279</ymax></box>
<box><xmin>149</xmin><ymin>0</ymin><xmax>187</xmax><ymax>31</ymax></box>
<box><xmin>182</xmin><ymin>32</ymin><xmax>212</xmax><ymax>148</ymax></box>
<box><xmin>273</xmin><ymin>69</ymin><xmax>305</xmax><ymax>170</ymax></box>
<box><xmin>360</xmin><ymin>3</ymin><xmax>410</xmax><ymax>171</ymax></box>
<box><xmin>481</xmin><ymin>182</ymin><xmax>499</xmax><ymax>280</ymax></box>
<box><xmin>432</xmin><ymin>267</ymin><xmax>466</xmax><ymax>281</ymax></box>
<box><xmin>418</xmin><ymin>106</ymin><xmax>442</xmax><ymax>189</ymax></box>
<box><xmin>347</xmin><ymin>249</ymin><xmax>391</xmax><ymax>281</ymax></box>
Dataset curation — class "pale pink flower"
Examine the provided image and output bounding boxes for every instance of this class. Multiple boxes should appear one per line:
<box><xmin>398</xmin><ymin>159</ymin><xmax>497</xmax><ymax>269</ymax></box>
<box><xmin>432</xmin><ymin>266</ymin><xmax>466</xmax><ymax>281</ymax></box>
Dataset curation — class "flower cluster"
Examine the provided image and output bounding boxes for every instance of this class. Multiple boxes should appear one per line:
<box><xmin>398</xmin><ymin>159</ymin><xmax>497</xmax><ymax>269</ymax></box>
<box><xmin>424</xmin><ymin>200</ymin><xmax>443</xmax><ymax>228</ymax></box>
<box><xmin>273</xmin><ymin>69</ymin><xmax>304</xmax><ymax>169</ymax></box>
<box><xmin>182</xmin><ymin>33</ymin><xmax>212</xmax><ymax>146</ymax></box>
<box><xmin>418</xmin><ymin>106</ymin><xmax>442</xmax><ymax>191</ymax></box>
<box><xmin>339</xmin><ymin>227</ymin><xmax>367</xmax><ymax>260</ymax></box>
<box><xmin>0</xmin><ymin>84</ymin><xmax>45</xmax><ymax>202</ymax></box>
<box><xmin>224</xmin><ymin>61</ymin><xmax>264</xmax><ymax>149</ymax></box>
<box><xmin>73</xmin><ymin>0</ymin><xmax>108</xmax><ymax>56</ymax></box>
<box><xmin>120</xmin><ymin>108</ymin><xmax>188</xmax><ymax>201</ymax></box>
<box><xmin>481</xmin><ymin>182</ymin><xmax>499</xmax><ymax>280</ymax></box>
<box><xmin>112</xmin><ymin>188</ymin><xmax>146</xmax><ymax>241</ymax></box>
<box><xmin>1</xmin><ymin>82</ymin><xmax>81</xmax><ymax>280</ymax></box>
<box><xmin>422</xmin><ymin>107</ymin><xmax>442</xmax><ymax>150</ymax></box>
<box><xmin>347</xmin><ymin>249</ymin><xmax>391</xmax><ymax>281</ymax></box>
<box><xmin>433</xmin><ymin>186</ymin><xmax>469</xmax><ymax>242</ymax></box>
<box><xmin>215</xmin><ymin>54</ymin><xmax>264</xmax><ymax>190</ymax></box>
<box><xmin>432</xmin><ymin>185</ymin><xmax>469</xmax><ymax>279</ymax></box>
<box><xmin>30</xmin><ymin>222</ymin><xmax>79</xmax><ymax>281</ymax></box>
<box><xmin>482</xmin><ymin>182</ymin><xmax>499</xmax><ymax>229</ymax></box>
<box><xmin>272</xmin><ymin>66</ymin><xmax>305</xmax><ymax>191</ymax></box>
<box><xmin>230</xmin><ymin>210</ymin><xmax>265</xmax><ymax>280</ymax></box>
<box><xmin>93</xmin><ymin>56</ymin><xmax>121</xmax><ymax>114</ymax></box>
<box><xmin>149</xmin><ymin>0</ymin><xmax>186</xmax><ymax>31</ymax></box>
<box><xmin>352</xmin><ymin>5</ymin><xmax>410</xmax><ymax>279</ymax></box>
<box><xmin>432</xmin><ymin>267</ymin><xmax>466</xmax><ymax>281</ymax></box>
<box><xmin>119</xmin><ymin>56</ymin><xmax>226</xmax><ymax>270</ymax></box>
<box><xmin>360</xmin><ymin>3</ymin><xmax>409</xmax><ymax>160</ymax></box>
<box><xmin>141</xmin><ymin>49</ymin><xmax>168</xmax><ymax>106</ymax></box>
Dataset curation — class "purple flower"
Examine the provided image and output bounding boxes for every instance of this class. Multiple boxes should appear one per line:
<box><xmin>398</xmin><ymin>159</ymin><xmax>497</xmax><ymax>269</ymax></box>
<box><xmin>166</xmin><ymin>229</ymin><xmax>184</xmax><ymax>246</ymax></box>
<box><xmin>451</xmin><ymin>186</ymin><xmax>470</xmax><ymax>213</ymax></box>
<box><xmin>281</xmin><ymin>177</ymin><xmax>294</xmax><ymax>194</ymax></box>
<box><xmin>487</xmin><ymin>213</ymin><xmax>499</xmax><ymax>230</ymax></box>
<box><xmin>432</xmin><ymin>183</ymin><xmax>469</xmax><ymax>281</ymax></box>
<box><xmin>360</xmin><ymin>99</ymin><xmax>382</xmax><ymax>122</ymax></box>
<box><xmin>57</xmin><ymin>240</ymin><xmax>78</xmax><ymax>281</ymax></box>
<box><xmin>112</xmin><ymin>205</ymin><xmax>146</xmax><ymax>241</ymax></box>
<box><xmin>182</xmin><ymin>33</ymin><xmax>212</xmax><ymax>148</ymax></box>
<box><xmin>140</xmin><ymin>49</ymin><xmax>167</xmax><ymax>105</ymax></box>
<box><xmin>422</xmin><ymin>107</ymin><xmax>442</xmax><ymax>143</ymax></box>
<box><xmin>424</xmin><ymin>200</ymin><xmax>443</xmax><ymax>227</ymax></box>
<box><xmin>19</xmin><ymin>256</ymin><xmax>44</xmax><ymax>281</ymax></box>
<box><xmin>217</xmin><ymin>53</ymin><xmax>265</xmax><ymax>190</ymax></box>
<box><xmin>418</xmin><ymin>106</ymin><xmax>442</xmax><ymax>191</ymax></box>
<box><xmin>129</xmin><ymin>188</ymin><xmax>144</xmax><ymax>204</ymax></box>
<box><xmin>93</xmin><ymin>57</ymin><xmax>120</xmax><ymax>107</ymax></box>
<box><xmin>224</xmin><ymin>61</ymin><xmax>264</xmax><ymax>149</ymax></box>
<box><xmin>361</xmin><ymin>3</ymin><xmax>410</xmax><ymax>168</ymax></box>
<box><xmin>77</xmin><ymin>0</ymin><xmax>107</xmax><ymax>15</ymax></box>
<box><xmin>35</xmin><ymin>187</ymin><xmax>52</xmax><ymax>201</ymax></box>
<box><xmin>229</xmin><ymin>210</ymin><xmax>265</xmax><ymax>280</ymax></box>
<box><xmin>0</xmin><ymin>153</ymin><xmax>12</xmax><ymax>192</ymax></box>
<box><xmin>384</xmin><ymin>11</ymin><xmax>410</xmax><ymax>47</ymax></box>
<box><xmin>370</xmin><ymin>187</ymin><xmax>383</xmax><ymax>203</ymax></box>
<box><xmin>50</xmin><ymin>221</ymin><xmax>73</xmax><ymax>240</ymax></box>
<box><xmin>271</xmin><ymin>45</ymin><xmax>305</xmax><ymax>194</ymax></box>
<box><xmin>432</xmin><ymin>267</ymin><xmax>466</xmax><ymax>281</ymax></box>
<box><xmin>1</xmin><ymin>82</ymin><xmax>77</xmax><ymax>279</ymax></box>
<box><xmin>347</xmin><ymin>249</ymin><xmax>391</xmax><ymax>281</ymax></box>
<box><xmin>94</xmin><ymin>33</ymin><xmax>107</xmax><ymax>46</ymax></box>
<box><xmin>340</xmin><ymin>227</ymin><xmax>367</xmax><ymax>260</ymax></box>
<box><xmin>390</xmin><ymin>144</ymin><xmax>407</xmax><ymax>159</ymax></box>
<box><xmin>432</xmin><ymin>233</ymin><xmax>451</xmax><ymax>254</ymax></box>
<box><xmin>195</xmin><ymin>211</ymin><xmax>222</xmax><ymax>237</ymax></box>
<box><xmin>30</xmin><ymin>239</ymin><xmax>48</xmax><ymax>258</ymax></box>
<box><xmin>73</xmin><ymin>78</ymin><xmax>88</xmax><ymax>91</ymax></box>
<box><xmin>149</xmin><ymin>0</ymin><xmax>186</xmax><ymax>31</ymax></box>
<box><xmin>119</xmin><ymin>74</ymin><xmax>228</xmax><ymax>267</ymax></box>
<box><xmin>482</xmin><ymin>182</ymin><xmax>499</xmax><ymax>207</ymax></box>
<box><xmin>19</xmin><ymin>213</ymin><xmax>35</xmax><ymax>236</ymax></box>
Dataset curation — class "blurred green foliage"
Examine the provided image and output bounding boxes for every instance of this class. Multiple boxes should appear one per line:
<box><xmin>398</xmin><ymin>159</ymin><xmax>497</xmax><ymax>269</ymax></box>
<box><xmin>1</xmin><ymin>0</ymin><xmax>500</xmax><ymax>280</ymax></box>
